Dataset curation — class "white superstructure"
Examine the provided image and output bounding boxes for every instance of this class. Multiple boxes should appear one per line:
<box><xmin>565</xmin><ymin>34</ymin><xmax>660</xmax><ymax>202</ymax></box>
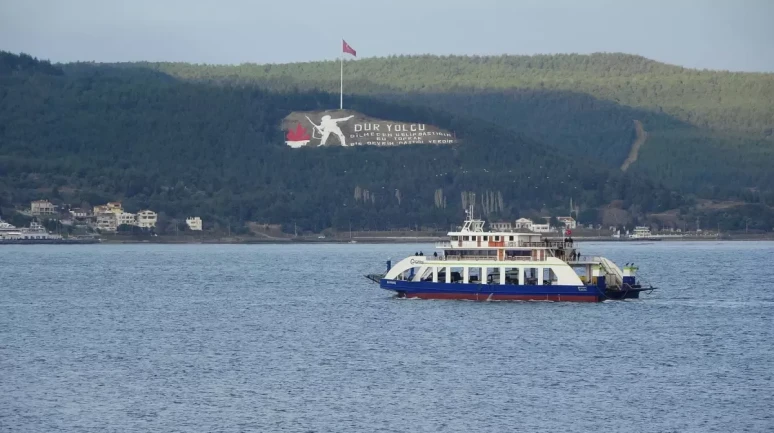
<box><xmin>385</xmin><ymin>207</ymin><xmax>591</xmax><ymax>286</ymax></box>
<box><xmin>629</xmin><ymin>226</ymin><xmax>653</xmax><ymax>239</ymax></box>
<box><xmin>0</xmin><ymin>220</ymin><xmax>62</xmax><ymax>240</ymax></box>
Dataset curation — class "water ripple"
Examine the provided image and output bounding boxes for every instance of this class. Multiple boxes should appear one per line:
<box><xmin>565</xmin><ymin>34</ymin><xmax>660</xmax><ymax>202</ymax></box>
<box><xmin>1</xmin><ymin>242</ymin><xmax>773</xmax><ymax>432</ymax></box>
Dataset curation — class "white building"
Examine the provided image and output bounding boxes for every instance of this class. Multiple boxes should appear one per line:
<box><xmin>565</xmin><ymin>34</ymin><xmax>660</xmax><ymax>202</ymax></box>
<box><xmin>69</xmin><ymin>208</ymin><xmax>89</xmax><ymax>219</ymax></box>
<box><xmin>136</xmin><ymin>210</ymin><xmax>157</xmax><ymax>228</ymax></box>
<box><xmin>117</xmin><ymin>212</ymin><xmax>137</xmax><ymax>227</ymax></box>
<box><xmin>93</xmin><ymin>202</ymin><xmax>123</xmax><ymax>216</ymax></box>
<box><xmin>489</xmin><ymin>221</ymin><xmax>512</xmax><ymax>231</ymax></box>
<box><xmin>514</xmin><ymin>218</ymin><xmax>534</xmax><ymax>230</ymax></box>
<box><xmin>531</xmin><ymin>223</ymin><xmax>552</xmax><ymax>233</ymax></box>
<box><xmin>31</xmin><ymin>200</ymin><xmax>56</xmax><ymax>216</ymax></box>
<box><xmin>186</xmin><ymin>217</ymin><xmax>203</xmax><ymax>231</ymax></box>
<box><xmin>96</xmin><ymin>213</ymin><xmax>117</xmax><ymax>232</ymax></box>
<box><xmin>557</xmin><ymin>217</ymin><xmax>577</xmax><ymax>230</ymax></box>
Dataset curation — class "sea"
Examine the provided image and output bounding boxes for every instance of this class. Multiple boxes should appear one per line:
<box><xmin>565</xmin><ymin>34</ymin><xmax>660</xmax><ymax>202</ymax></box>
<box><xmin>1</xmin><ymin>242</ymin><xmax>772</xmax><ymax>433</ymax></box>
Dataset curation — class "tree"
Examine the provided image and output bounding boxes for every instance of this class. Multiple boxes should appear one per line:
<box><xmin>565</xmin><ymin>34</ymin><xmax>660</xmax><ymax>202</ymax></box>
<box><xmin>8</xmin><ymin>51</ymin><xmax>774</xmax><ymax>231</ymax></box>
<box><xmin>117</xmin><ymin>224</ymin><xmax>144</xmax><ymax>235</ymax></box>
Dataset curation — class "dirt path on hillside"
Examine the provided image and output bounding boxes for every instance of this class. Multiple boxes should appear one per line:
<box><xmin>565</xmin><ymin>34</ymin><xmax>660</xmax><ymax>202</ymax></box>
<box><xmin>621</xmin><ymin>120</ymin><xmax>648</xmax><ymax>172</ymax></box>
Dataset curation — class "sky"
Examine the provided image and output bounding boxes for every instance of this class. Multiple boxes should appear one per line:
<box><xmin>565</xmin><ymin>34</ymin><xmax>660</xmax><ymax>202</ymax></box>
<box><xmin>1</xmin><ymin>0</ymin><xmax>773</xmax><ymax>72</ymax></box>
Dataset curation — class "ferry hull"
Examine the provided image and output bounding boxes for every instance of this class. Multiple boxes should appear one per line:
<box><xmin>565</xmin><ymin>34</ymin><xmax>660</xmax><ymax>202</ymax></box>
<box><xmin>380</xmin><ymin>280</ymin><xmax>604</xmax><ymax>302</ymax></box>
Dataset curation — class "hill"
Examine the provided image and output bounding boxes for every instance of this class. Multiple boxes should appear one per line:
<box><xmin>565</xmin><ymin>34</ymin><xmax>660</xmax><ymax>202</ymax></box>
<box><xmin>111</xmin><ymin>53</ymin><xmax>774</xmax><ymax>200</ymax></box>
<box><xmin>0</xmin><ymin>51</ymin><xmax>691</xmax><ymax>232</ymax></box>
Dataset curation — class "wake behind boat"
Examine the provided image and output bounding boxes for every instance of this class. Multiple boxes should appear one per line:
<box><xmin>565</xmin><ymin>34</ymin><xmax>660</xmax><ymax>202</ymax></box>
<box><xmin>365</xmin><ymin>208</ymin><xmax>655</xmax><ymax>302</ymax></box>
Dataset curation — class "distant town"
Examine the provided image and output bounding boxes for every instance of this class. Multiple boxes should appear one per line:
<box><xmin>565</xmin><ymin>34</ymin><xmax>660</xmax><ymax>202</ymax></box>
<box><xmin>0</xmin><ymin>199</ymin><xmax>201</xmax><ymax>242</ymax></box>
<box><xmin>0</xmin><ymin>199</ymin><xmax>741</xmax><ymax>244</ymax></box>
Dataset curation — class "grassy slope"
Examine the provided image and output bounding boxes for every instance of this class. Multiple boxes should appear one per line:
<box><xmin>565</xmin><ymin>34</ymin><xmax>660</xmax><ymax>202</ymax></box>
<box><xmin>104</xmin><ymin>53</ymin><xmax>774</xmax><ymax>195</ymax></box>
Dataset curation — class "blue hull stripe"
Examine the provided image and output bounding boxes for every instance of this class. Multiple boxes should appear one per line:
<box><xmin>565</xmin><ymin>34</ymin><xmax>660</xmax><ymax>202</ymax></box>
<box><xmin>379</xmin><ymin>279</ymin><xmax>604</xmax><ymax>301</ymax></box>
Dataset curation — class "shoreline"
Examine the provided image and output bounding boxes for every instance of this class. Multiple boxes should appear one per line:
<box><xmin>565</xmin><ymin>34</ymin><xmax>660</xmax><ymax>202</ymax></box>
<box><xmin>3</xmin><ymin>235</ymin><xmax>772</xmax><ymax>245</ymax></box>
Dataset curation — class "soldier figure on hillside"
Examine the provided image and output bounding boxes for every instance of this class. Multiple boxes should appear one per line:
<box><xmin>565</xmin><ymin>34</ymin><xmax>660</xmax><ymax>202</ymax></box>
<box><xmin>308</xmin><ymin>114</ymin><xmax>354</xmax><ymax>146</ymax></box>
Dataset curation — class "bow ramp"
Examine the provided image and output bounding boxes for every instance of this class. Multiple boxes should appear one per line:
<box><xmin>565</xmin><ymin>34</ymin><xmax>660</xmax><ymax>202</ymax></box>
<box><xmin>599</xmin><ymin>257</ymin><xmax>623</xmax><ymax>287</ymax></box>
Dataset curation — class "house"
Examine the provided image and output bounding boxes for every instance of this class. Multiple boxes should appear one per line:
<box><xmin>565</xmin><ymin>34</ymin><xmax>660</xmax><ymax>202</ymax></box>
<box><xmin>557</xmin><ymin>217</ymin><xmax>577</xmax><ymax>229</ymax></box>
<box><xmin>69</xmin><ymin>208</ymin><xmax>89</xmax><ymax>219</ymax></box>
<box><xmin>117</xmin><ymin>212</ymin><xmax>137</xmax><ymax>227</ymax></box>
<box><xmin>531</xmin><ymin>223</ymin><xmax>552</xmax><ymax>233</ymax></box>
<box><xmin>31</xmin><ymin>200</ymin><xmax>56</xmax><ymax>216</ymax></box>
<box><xmin>93</xmin><ymin>202</ymin><xmax>123</xmax><ymax>216</ymax></box>
<box><xmin>186</xmin><ymin>217</ymin><xmax>203</xmax><ymax>231</ymax></box>
<box><xmin>514</xmin><ymin>218</ymin><xmax>534</xmax><ymax>230</ymax></box>
<box><xmin>96</xmin><ymin>213</ymin><xmax>117</xmax><ymax>232</ymax></box>
<box><xmin>136</xmin><ymin>210</ymin><xmax>157</xmax><ymax>228</ymax></box>
<box><xmin>489</xmin><ymin>221</ymin><xmax>512</xmax><ymax>231</ymax></box>
<box><xmin>106</xmin><ymin>202</ymin><xmax>123</xmax><ymax>215</ymax></box>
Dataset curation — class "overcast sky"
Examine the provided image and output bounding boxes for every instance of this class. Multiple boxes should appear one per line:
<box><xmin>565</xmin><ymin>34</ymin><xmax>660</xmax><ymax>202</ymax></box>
<box><xmin>1</xmin><ymin>0</ymin><xmax>772</xmax><ymax>72</ymax></box>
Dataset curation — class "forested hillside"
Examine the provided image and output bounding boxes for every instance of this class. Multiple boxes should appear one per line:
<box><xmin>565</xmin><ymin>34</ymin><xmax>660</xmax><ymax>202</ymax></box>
<box><xmin>114</xmin><ymin>53</ymin><xmax>774</xmax><ymax>199</ymax></box>
<box><xmin>0</xmin><ymin>51</ymin><xmax>691</xmax><ymax>232</ymax></box>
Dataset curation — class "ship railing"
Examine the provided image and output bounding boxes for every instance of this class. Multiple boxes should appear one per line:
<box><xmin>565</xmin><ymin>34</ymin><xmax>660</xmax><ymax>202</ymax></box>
<box><xmin>437</xmin><ymin>240</ymin><xmax>573</xmax><ymax>249</ymax></box>
<box><xmin>425</xmin><ymin>255</ymin><xmax>535</xmax><ymax>262</ymax></box>
<box><xmin>567</xmin><ymin>255</ymin><xmax>604</xmax><ymax>263</ymax></box>
<box><xmin>518</xmin><ymin>241</ymin><xmax>572</xmax><ymax>248</ymax></box>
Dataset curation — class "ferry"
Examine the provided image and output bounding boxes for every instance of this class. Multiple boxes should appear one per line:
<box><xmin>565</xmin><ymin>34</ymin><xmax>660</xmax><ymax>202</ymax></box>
<box><xmin>0</xmin><ymin>220</ymin><xmax>62</xmax><ymax>241</ymax></box>
<box><xmin>629</xmin><ymin>226</ymin><xmax>655</xmax><ymax>240</ymax></box>
<box><xmin>0</xmin><ymin>219</ymin><xmax>98</xmax><ymax>244</ymax></box>
<box><xmin>365</xmin><ymin>208</ymin><xmax>655</xmax><ymax>302</ymax></box>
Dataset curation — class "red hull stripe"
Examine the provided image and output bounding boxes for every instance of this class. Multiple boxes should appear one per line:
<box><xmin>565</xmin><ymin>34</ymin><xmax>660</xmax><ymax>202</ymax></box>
<box><xmin>403</xmin><ymin>293</ymin><xmax>600</xmax><ymax>302</ymax></box>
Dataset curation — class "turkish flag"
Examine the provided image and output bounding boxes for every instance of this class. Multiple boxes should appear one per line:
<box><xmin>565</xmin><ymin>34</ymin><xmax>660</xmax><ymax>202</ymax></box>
<box><xmin>565</xmin><ymin>229</ymin><xmax>572</xmax><ymax>236</ymax></box>
<box><xmin>342</xmin><ymin>40</ymin><xmax>356</xmax><ymax>57</ymax></box>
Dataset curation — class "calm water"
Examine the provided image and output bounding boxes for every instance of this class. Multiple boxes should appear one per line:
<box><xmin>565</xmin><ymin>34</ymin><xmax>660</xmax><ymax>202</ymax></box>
<box><xmin>1</xmin><ymin>242</ymin><xmax>773</xmax><ymax>432</ymax></box>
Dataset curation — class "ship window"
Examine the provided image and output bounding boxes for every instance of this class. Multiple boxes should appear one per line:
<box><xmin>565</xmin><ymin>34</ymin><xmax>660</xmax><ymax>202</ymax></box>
<box><xmin>463</xmin><ymin>236</ymin><xmax>470</xmax><ymax>241</ymax></box>
<box><xmin>468</xmin><ymin>267</ymin><xmax>481</xmax><ymax>283</ymax></box>
<box><xmin>494</xmin><ymin>236</ymin><xmax>500</xmax><ymax>241</ymax></box>
<box><xmin>449</xmin><ymin>267</ymin><xmax>464</xmax><ymax>283</ymax></box>
<box><xmin>401</xmin><ymin>266</ymin><xmax>423</xmax><ymax>281</ymax></box>
<box><xmin>419</xmin><ymin>268</ymin><xmax>434</xmax><ymax>282</ymax></box>
<box><xmin>483</xmin><ymin>236</ymin><xmax>488</xmax><ymax>241</ymax></box>
<box><xmin>524</xmin><ymin>268</ymin><xmax>539</xmax><ymax>285</ymax></box>
<box><xmin>543</xmin><ymin>268</ymin><xmax>558</xmax><ymax>286</ymax></box>
<box><xmin>486</xmin><ymin>268</ymin><xmax>499</xmax><ymax>284</ymax></box>
<box><xmin>503</xmin><ymin>267</ymin><xmax>519</xmax><ymax>285</ymax></box>
<box><xmin>509</xmin><ymin>236</ymin><xmax>514</xmax><ymax>241</ymax></box>
<box><xmin>451</xmin><ymin>236</ymin><xmax>458</xmax><ymax>241</ymax></box>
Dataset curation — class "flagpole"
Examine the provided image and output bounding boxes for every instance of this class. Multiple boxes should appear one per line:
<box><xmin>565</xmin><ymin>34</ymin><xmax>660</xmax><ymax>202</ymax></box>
<box><xmin>339</xmin><ymin>42</ymin><xmax>343</xmax><ymax>110</ymax></box>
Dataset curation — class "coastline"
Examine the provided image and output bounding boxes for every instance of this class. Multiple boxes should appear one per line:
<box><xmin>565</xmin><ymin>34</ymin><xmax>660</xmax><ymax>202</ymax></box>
<box><xmin>4</xmin><ymin>234</ymin><xmax>772</xmax><ymax>245</ymax></box>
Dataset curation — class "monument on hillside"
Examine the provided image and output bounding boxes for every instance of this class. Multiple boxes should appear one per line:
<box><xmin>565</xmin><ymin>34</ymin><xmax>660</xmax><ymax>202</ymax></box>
<box><xmin>307</xmin><ymin>114</ymin><xmax>354</xmax><ymax>146</ymax></box>
<box><xmin>283</xmin><ymin>110</ymin><xmax>458</xmax><ymax>148</ymax></box>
